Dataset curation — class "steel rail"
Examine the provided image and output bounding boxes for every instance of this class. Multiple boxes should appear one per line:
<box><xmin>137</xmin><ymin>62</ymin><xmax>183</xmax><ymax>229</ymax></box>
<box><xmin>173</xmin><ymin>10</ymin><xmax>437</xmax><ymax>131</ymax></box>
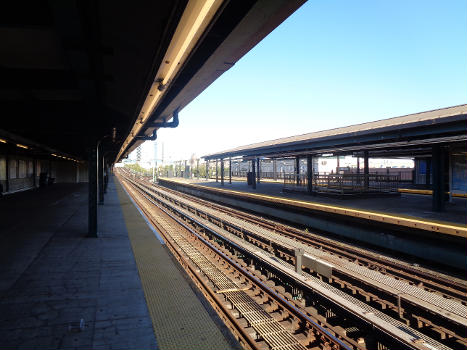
<box><xmin>151</xmin><ymin>178</ymin><xmax>466</xmax><ymax>300</ymax></box>
<box><xmin>121</xmin><ymin>172</ymin><xmax>465</xmax><ymax>350</ymax></box>
<box><xmin>120</xmin><ymin>178</ymin><xmax>259</xmax><ymax>350</ymax></box>
<box><xmin>142</xmin><ymin>179</ymin><xmax>466</xmax><ymax>301</ymax></box>
<box><xmin>143</xmin><ymin>179</ymin><xmax>466</xmax><ymax>349</ymax></box>
<box><xmin>121</xmin><ymin>175</ymin><xmax>354</xmax><ymax>350</ymax></box>
<box><xmin>119</xmin><ymin>172</ymin><xmax>444</xmax><ymax>350</ymax></box>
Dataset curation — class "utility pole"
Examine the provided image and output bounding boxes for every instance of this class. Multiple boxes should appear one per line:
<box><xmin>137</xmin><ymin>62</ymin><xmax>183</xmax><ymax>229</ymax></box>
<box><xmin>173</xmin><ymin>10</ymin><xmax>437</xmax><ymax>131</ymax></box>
<box><xmin>136</xmin><ymin>145</ymin><xmax>142</xmax><ymax>162</ymax></box>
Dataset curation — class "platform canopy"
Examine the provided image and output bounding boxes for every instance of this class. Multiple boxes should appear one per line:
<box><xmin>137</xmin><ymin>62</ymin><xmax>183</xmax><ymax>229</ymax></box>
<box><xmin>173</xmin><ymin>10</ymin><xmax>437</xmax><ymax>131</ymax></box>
<box><xmin>203</xmin><ymin>105</ymin><xmax>467</xmax><ymax>160</ymax></box>
<box><xmin>1</xmin><ymin>0</ymin><xmax>305</xmax><ymax>163</ymax></box>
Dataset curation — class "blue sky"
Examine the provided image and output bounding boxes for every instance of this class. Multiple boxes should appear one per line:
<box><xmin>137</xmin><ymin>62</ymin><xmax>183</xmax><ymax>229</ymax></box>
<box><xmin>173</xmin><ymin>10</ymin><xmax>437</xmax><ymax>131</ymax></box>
<box><xmin>140</xmin><ymin>0</ymin><xmax>467</xmax><ymax>162</ymax></box>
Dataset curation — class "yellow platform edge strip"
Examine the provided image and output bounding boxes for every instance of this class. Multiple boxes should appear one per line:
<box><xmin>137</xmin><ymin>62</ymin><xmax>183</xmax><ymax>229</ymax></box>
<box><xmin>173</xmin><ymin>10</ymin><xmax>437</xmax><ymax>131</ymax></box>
<box><xmin>115</xmin><ymin>177</ymin><xmax>236</xmax><ymax>350</ymax></box>
<box><xmin>398</xmin><ymin>188</ymin><xmax>467</xmax><ymax>198</ymax></box>
<box><xmin>160</xmin><ymin>178</ymin><xmax>467</xmax><ymax>239</ymax></box>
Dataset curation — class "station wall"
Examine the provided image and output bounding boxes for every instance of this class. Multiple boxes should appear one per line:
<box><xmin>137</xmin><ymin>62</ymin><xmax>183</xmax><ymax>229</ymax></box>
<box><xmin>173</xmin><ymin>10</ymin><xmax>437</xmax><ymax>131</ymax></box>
<box><xmin>0</xmin><ymin>155</ymin><xmax>88</xmax><ymax>195</ymax></box>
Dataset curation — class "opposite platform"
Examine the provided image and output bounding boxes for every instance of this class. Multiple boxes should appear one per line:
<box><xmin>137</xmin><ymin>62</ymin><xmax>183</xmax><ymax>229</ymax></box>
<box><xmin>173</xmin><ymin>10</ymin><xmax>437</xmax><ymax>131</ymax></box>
<box><xmin>158</xmin><ymin>177</ymin><xmax>466</xmax><ymax>270</ymax></box>
<box><xmin>161</xmin><ymin>177</ymin><xmax>467</xmax><ymax>236</ymax></box>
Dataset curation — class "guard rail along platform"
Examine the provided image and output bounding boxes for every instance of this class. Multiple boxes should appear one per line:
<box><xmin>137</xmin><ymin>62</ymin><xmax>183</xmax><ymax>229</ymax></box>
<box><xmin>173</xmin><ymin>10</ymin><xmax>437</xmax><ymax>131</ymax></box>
<box><xmin>283</xmin><ymin>173</ymin><xmax>401</xmax><ymax>195</ymax></box>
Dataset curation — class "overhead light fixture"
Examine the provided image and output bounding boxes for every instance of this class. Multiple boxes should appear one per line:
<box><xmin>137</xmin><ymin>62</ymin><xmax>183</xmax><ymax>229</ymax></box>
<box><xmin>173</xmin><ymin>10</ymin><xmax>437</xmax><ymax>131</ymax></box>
<box><xmin>0</xmin><ymin>139</ymin><xmax>7</xmax><ymax>143</ymax></box>
<box><xmin>51</xmin><ymin>153</ymin><xmax>79</xmax><ymax>162</ymax></box>
<box><xmin>16</xmin><ymin>144</ymin><xmax>29</xmax><ymax>149</ymax></box>
<box><xmin>116</xmin><ymin>0</ymin><xmax>222</xmax><ymax>161</ymax></box>
<box><xmin>161</xmin><ymin>0</ymin><xmax>216</xmax><ymax>87</ymax></box>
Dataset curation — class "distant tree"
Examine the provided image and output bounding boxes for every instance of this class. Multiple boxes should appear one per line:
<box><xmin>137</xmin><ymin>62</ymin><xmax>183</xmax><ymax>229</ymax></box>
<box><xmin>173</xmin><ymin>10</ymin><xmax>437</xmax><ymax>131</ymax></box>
<box><xmin>124</xmin><ymin>163</ymin><xmax>150</xmax><ymax>176</ymax></box>
<box><xmin>158</xmin><ymin>164</ymin><xmax>173</xmax><ymax>177</ymax></box>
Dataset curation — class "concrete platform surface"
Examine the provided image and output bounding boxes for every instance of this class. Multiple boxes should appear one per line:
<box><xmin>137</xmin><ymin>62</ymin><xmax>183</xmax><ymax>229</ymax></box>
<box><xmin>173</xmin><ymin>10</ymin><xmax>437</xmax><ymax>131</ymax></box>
<box><xmin>170</xmin><ymin>178</ymin><xmax>467</xmax><ymax>226</ymax></box>
<box><xmin>0</xmin><ymin>177</ymin><xmax>239</xmax><ymax>350</ymax></box>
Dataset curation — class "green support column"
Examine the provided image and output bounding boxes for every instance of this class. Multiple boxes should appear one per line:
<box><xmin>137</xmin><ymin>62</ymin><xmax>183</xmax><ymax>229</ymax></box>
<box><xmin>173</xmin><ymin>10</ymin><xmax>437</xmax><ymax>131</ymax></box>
<box><xmin>295</xmin><ymin>156</ymin><xmax>300</xmax><ymax>186</ymax></box>
<box><xmin>364</xmin><ymin>151</ymin><xmax>369</xmax><ymax>190</ymax></box>
<box><xmin>306</xmin><ymin>155</ymin><xmax>313</xmax><ymax>193</ymax></box>
<box><xmin>32</xmin><ymin>156</ymin><xmax>37</xmax><ymax>188</ymax></box>
<box><xmin>220</xmin><ymin>158</ymin><xmax>224</xmax><ymax>186</ymax></box>
<box><xmin>5</xmin><ymin>152</ymin><xmax>10</xmax><ymax>193</ymax></box>
<box><xmin>252</xmin><ymin>159</ymin><xmax>256</xmax><ymax>189</ymax></box>
<box><xmin>356</xmin><ymin>156</ymin><xmax>361</xmax><ymax>184</ymax></box>
<box><xmin>257</xmin><ymin>158</ymin><xmax>260</xmax><ymax>183</ymax></box>
<box><xmin>98</xmin><ymin>147</ymin><xmax>104</xmax><ymax>205</ymax></box>
<box><xmin>88</xmin><ymin>148</ymin><xmax>98</xmax><ymax>237</ymax></box>
<box><xmin>273</xmin><ymin>158</ymin><xmax>277</xmax><ymax>181</ymax></box>
<box><xmin>432</xmin><ymin>145</ymin><xmax>445</xmax><ymax>211</ymax></box>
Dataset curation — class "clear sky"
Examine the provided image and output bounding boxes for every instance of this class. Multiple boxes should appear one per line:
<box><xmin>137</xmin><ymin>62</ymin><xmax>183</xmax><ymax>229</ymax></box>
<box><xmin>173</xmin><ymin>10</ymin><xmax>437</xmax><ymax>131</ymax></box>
<box><xmin>137</xmin><ymin>0</ymin><xmax>467</xmax><ymax>163</ymax></box>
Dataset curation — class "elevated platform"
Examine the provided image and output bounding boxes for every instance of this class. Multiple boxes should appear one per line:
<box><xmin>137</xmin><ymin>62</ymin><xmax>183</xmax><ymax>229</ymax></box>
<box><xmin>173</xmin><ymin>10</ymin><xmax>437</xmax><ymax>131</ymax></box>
<box><xmin>160</xmin><ymin>178</ymin><xmax>467</xmax><ymax>232</ymax></box>
<box><xmin>0</xmin><ymin>177</ymin><xmax>238</xmax><ymax>349</ymax></box>
<box><xmin>158</xmin><ymin>177</ymin><xmax>467</xmax><ymax>270</ymax></box>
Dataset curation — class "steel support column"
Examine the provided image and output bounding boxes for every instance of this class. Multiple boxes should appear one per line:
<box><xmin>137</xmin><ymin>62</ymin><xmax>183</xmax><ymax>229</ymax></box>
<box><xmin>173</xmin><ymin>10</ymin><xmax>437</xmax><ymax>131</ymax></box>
<box><xmin>295</xmin><ymin>156</ymin><xmax>300</xmax><ymax>186</ymax></box>
<box><xmin>306</xmin><ymin>155</ymin><xmax>313</xmax><ymax>193</ymax></box>
<box><xmin>364</xmin><ymin>151</ymin><xmax>369</xmax><ymax>190</ymax></box>
<box><xmin>256</xmin><ymin>158</ymin><xmax>260</xmax><ymax>183</ymax></box>
<box><xmin>229</xmin><ymin>158</ymin><xmax>232</xmax><ymax>184</ymax></box>
<box><xmin>5</xmin><ymin>152</ymin><xmax>9</xmax><ymax>193</ymax></box>
<box><xmin>356</xmin><ymin>157</ymin><xmax>361</xmax><ymax>184</ymax></box>
<box><xmin>206</xmin><ymin>160</ymin><xmax>209</xmax><ymax>180</ymax></box>
<box><xmin>221</xmin><ymin>158</ymin><xmax>224</xmax><ymax>186</ymax></box>
<box><xmin>252</xmin><ymin>159</ymin><xmax>256</xmax><ymax>189</ymax></box>
<box><xmin>98</xmin><ymin>147</ymin><xmax>104</xmax><ymax>205</ymax></box>
<box><xmin>216</xmin><ymin>159</ymin><xmax>218</xmax><ymax>182</ymax></box>
<box><xmin>448</xmin><ymin>150</ymin><xmax>453</xmax><ymax>202</ymax></box>
<box><xmin>104</xmin><ymin>164</ymin><xmax>109</xmax><ymax>193</ymax></box>
<box><xmin>426</xmin><ymin>157</ymin><xmax>431</xmax><ymax>189</ymax></box>
<box><xmin>432</xmin><ymin>145</ymin><xmax>445</xmax><ymax>211</ymax></box>
<box><xmin>32</xmin><ymin>156</ymin><xmax>37</xmax><ymax>188</ymax></box>
<box><xmin>197</xmin><ymin>159</ymin><xmax>199</xmax><ymax>179</ymax></box>
<box><xmin>88</xmin><ymin>148</ymin><xmax>98</xmax><ymax>237</ymax></box>
<box><xmin>273</xmin><ymin>158</ymin><xmax>277</xmax><ymax>181</ymax></box>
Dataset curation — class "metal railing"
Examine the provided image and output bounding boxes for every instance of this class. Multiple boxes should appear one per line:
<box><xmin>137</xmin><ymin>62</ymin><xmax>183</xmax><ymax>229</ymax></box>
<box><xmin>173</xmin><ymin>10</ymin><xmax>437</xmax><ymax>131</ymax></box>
<box><xmin>259</xmin><ymin>171</ymin><xmax>286</xmax><ymax>179</ymax></box>
<box><xmin>283</xmin><ymin>173</ymin><xmax>400</xmax><ymax>194</ymax></box>
<box><xmin>283</xmin><ymin>174</ymin><xmax>308</xmax><ymax>192</ymax></box>
<box><xmin>231</xmin><ymin>171</ymin><xmax>248</xmax><ymax>177</ymax></box>
<box><xmin>231</xmin><ymin>171</ymin><xmax>286</xmax><ymax>179</ymax></box>
<box><xmin>232</xmin><ymin>168</ymin><xmax>412</xmax><ymax>183</ymax></box>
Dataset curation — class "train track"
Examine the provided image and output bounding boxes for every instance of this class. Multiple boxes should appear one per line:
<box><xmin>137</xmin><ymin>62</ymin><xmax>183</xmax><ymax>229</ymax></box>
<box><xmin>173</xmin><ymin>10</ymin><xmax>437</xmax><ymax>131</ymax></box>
<box><xmin>157</xmin><ymin>178</ymin><xmax>467</xmax><ymax>301</ymax></box>
<box><xmin>145</xmin><ymin>179</ymin><xmax>466</xmax><ymax>350</ymax></box>
<box><xmin>118</xmin><ymin>171</ymin><xmax>462</xmax><ymax>350</ymax></box>
<box><xmin>120</xmin><ymin>175</ymin><xmax>352</xmax><ymax>350</ymax></box>
<box><xmin>124</xmin><ymin>171</ymin><xmax>467</xmax><ymax>348</ymax></box>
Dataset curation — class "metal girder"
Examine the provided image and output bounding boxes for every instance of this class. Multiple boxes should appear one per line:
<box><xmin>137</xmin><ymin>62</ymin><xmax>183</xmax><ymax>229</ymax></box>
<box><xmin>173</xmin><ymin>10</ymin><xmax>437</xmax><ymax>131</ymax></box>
<box><xmin>207</xmin><ymin>134</ymin><xmax>467</xmax><ymax>161</ymax></box>
<box><xmin>204</xmin><ymin>118</ymin><xmax>467</xmax><ymax>161</ymax></box>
